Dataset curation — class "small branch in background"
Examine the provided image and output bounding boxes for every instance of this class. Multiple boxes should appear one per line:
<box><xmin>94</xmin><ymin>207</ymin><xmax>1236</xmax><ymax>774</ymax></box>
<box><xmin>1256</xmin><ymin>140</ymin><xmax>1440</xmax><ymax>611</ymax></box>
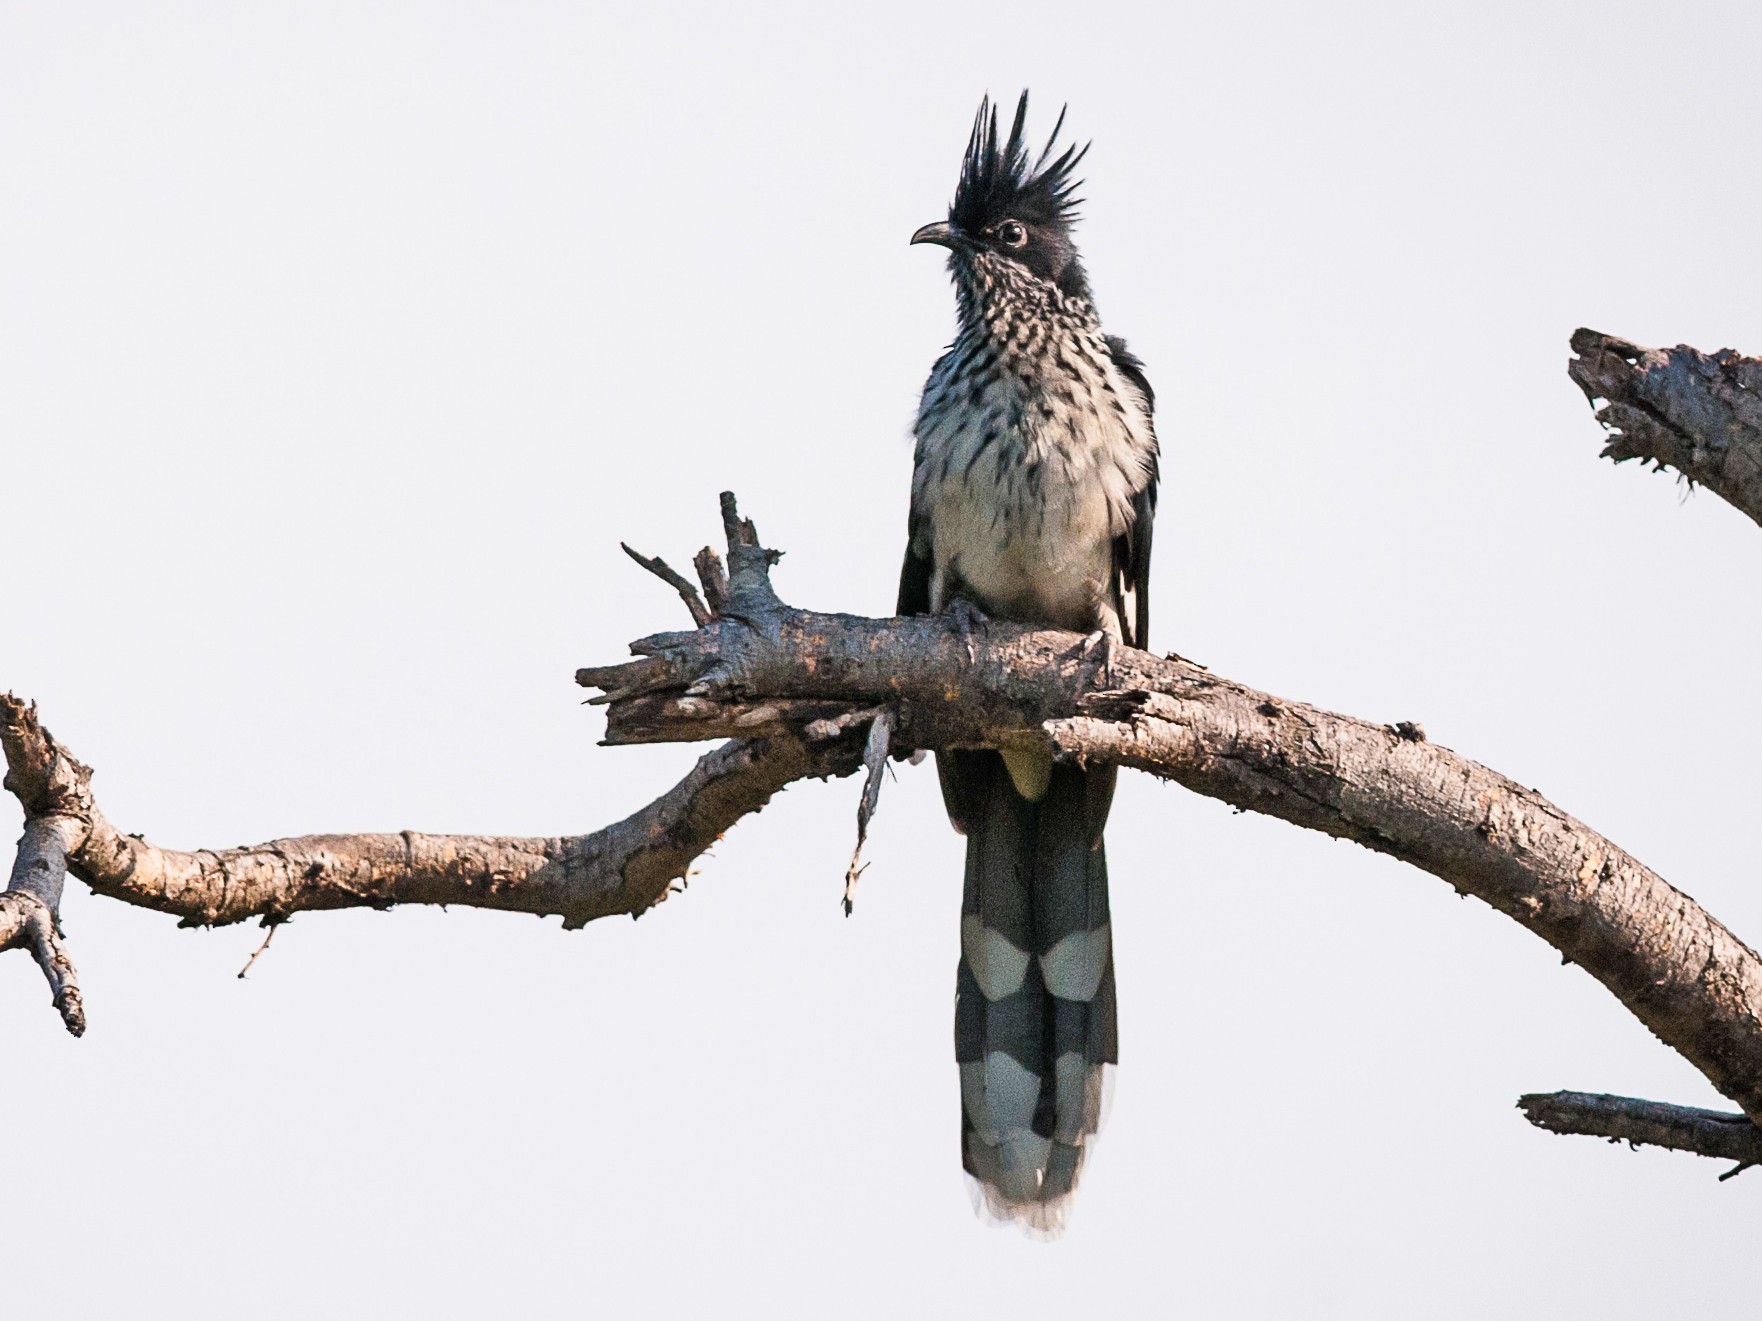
<box><xmin>1568</xmin><ymin>328</ymin><xmax>1762</xmax><ymax>527</ymax></box>
<box><xmin>842</xmin><ymin>707</ymin><xmax>896</xmax><ymax>916</ymax></box>
<box><xmin>1518</xmin><ymin>1091</ymin><xmax>1762</xmax><ymax>1178</ymax></box>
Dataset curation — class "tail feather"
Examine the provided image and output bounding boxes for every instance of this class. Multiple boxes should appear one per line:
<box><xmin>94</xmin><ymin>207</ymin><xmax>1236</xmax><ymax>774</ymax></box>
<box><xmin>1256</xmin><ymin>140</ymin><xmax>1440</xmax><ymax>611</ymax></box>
<box><xmin>950</xmin><ymin>751</ymin><xmax>1116</xmax><ymax>1237</ymax></box>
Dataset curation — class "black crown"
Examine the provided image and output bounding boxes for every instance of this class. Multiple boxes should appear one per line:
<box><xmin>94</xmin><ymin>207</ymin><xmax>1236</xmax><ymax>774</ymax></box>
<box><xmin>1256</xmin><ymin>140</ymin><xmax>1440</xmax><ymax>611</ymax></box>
<box><xmin>951</xmin><ymin>92</ymin><xmax>1088</xmax><ymax>236</ymax></box>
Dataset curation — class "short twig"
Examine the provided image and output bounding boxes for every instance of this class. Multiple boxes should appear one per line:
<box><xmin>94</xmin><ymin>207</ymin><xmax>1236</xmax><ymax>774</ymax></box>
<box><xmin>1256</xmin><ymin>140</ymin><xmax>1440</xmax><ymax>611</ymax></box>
<box><xmin>621</xmin><ymin>543</ymin><xmax>713</xmax><ymax>627</ymax></box>
<box><xmin>237</xmin><ymin>919</ymin><xmax>284</xmax><ymax>979</ymax></box>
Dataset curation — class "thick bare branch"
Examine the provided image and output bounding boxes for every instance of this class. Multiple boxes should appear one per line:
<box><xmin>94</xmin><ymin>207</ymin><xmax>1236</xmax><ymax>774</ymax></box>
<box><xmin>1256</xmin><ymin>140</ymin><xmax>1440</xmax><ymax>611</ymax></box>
<box><xmin>578</xmin><ymin>495</ymin><xmax>1762</xmax><ymax>1133</ymax></box>
<box><xmin>1519</xmin><ymin>1092</ymin><xmax>1762</xmax><ymax>1176</ymax></box>
<box><xmin>1569</xmin><ymin>328</ymin><xmax>1762</xmax><ymax>526</ymax></box>
<box><xmin>0</xmin><ymin>693</ymin><xmax>863</xmax><ymax>939</ymax></box>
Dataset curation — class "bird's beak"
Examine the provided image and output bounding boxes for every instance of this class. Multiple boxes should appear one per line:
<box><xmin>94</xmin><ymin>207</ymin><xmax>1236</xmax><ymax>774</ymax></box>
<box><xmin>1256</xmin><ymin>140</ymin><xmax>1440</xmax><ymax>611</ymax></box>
<box><xmin>910</xmin><ymin>221</ymin><xmax>959</xmax><ymax>249</ymax></box>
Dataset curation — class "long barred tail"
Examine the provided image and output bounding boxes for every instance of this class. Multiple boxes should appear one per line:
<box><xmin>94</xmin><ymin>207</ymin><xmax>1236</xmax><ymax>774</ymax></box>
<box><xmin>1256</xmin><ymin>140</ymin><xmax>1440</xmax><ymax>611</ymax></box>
<box><xmin>950</xmin><ymin>751</ymin><xmax>1116</xmax><ymax>1237</ymax></box>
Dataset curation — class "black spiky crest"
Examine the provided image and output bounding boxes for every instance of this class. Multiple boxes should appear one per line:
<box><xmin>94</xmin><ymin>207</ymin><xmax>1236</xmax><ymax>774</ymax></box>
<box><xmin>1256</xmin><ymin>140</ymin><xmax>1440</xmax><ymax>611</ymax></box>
<box><xmin>950</xmin><ymin>92</ymin><xmax>1088</xmax><ymax>236</ymax></box>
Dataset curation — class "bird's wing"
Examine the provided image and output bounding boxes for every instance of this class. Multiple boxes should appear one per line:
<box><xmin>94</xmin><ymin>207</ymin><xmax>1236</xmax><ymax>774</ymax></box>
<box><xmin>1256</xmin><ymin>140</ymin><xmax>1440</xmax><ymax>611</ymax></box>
<box><xmin>1105</xmin><ymin>335</ymin><xmax>1158</xmax><ymax>650</ymax></box>
<box><xmin>900</xmin><ymin>499</ymin><xmax>988</xmax><ymax>833</ymax></box>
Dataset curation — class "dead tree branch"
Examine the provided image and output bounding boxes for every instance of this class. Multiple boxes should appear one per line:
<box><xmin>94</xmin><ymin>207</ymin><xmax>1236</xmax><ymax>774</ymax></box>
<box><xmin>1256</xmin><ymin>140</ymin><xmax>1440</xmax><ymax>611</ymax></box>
<box><xmin>8</xmin><ymin>485</ymin><xmax>1760</xmax><ymax>1174</ymax></box>
<box><xmin>0</xmin><ymin>538</ymin><xmax>871</xmax><ymax>1031</ymax></box>
<box><xmin>1569</xmin><ymin>328</ymin><xmax>1762</xmax><ymax>526</ymax></box>
<box><xmin>575</xmin><ymin>493</ymin><xmax>1762</xmax><ymax>1165</ymax></box>
<box><xmin>0</xmin><ymin>692</ymin><xmax>865</xmax><ymax>1032</ymax></box>
<box><xmin>0</xmin><ymin>695</ymin><xmax>864</xmax><ymax>934</ymax></box>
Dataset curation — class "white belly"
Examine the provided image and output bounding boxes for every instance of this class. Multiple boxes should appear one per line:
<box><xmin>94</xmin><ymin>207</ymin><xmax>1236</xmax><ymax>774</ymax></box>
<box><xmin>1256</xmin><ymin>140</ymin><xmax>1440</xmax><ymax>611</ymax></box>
<box><xmin>925</xmin><ymin>449</ymin><xmax>1116</xmax><ymax>631</ymax></box>
<box><xmin>913</xmin><ymin>367</ymin><xmax>1146</xmax><ymax>635</ymax></box>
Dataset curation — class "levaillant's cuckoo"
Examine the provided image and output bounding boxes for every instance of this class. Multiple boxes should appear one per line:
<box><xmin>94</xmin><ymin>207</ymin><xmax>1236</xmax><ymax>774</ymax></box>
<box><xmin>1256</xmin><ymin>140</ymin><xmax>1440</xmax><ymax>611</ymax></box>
<box><xmin>899</xmin><ymin>94</ymin><xmax>1160</xmax><ymax>1234</ymax></box>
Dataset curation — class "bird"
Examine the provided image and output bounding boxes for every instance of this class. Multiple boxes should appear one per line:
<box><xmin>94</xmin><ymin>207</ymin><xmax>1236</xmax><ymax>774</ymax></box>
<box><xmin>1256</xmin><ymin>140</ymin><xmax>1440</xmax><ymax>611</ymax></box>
<box><xmin>899</xmin><ymin>93</ymin><xmax>1159</xmax><ymax>1235</ymax></box>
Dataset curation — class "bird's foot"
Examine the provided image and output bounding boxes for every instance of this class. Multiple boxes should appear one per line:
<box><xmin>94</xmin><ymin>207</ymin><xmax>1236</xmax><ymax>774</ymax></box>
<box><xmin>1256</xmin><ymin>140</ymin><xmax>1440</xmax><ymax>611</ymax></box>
<box><xmin>945</xmin><ymin>598</ymin><xmax>989</xmax><ymax>664</ymax></box>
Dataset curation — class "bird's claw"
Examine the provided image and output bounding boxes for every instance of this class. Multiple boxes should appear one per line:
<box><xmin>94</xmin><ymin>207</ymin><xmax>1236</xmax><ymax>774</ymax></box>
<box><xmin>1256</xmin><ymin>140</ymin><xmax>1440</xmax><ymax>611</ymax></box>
<box><xmin>945</xmin><ymin>598</ymin><xmax>989</xmax><ymax>664</ymax></box>
<box><xmin>1070</xmin><ymin>629</ymin><xmax>1117</xmax><ymax>688</ymax></box>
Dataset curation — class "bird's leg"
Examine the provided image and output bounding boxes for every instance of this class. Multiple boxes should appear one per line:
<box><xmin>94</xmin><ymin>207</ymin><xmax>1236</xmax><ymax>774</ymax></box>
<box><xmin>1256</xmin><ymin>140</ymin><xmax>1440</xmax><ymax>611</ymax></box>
<box><xmin>945</xmin><ymin>597</ymin><xmax>989</xmax><ymax>664</ymax></box>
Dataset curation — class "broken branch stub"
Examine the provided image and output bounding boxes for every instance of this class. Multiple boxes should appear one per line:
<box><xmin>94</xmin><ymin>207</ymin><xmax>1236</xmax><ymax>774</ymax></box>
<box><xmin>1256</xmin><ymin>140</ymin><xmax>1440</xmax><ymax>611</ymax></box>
<box><xmin>1569</xmin><ymin>328</ymin><xmax>1762</xmax><ymax>527</ymax></box>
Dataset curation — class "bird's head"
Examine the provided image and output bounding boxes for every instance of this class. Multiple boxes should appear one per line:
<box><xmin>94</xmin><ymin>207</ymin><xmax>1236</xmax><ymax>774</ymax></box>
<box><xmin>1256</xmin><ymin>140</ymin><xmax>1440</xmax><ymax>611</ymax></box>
<box><xmin>912</xmin><ymin>92</ymin><xmax>1091</xmax><ymax>303</ymax></box>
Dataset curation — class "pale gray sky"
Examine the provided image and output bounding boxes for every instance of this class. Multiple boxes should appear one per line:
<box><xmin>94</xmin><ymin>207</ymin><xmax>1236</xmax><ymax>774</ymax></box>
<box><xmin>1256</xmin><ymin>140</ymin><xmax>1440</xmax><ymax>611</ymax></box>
<box><xmin>5</xmin><ymin>3</ymin><xmax>1762</xmax><ymax>1317</ymax></box>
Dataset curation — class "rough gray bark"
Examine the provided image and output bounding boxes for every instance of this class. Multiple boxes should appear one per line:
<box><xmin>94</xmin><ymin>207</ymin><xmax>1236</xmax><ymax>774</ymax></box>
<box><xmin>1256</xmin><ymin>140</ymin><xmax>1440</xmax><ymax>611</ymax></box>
<box><xmin>1570</xmin><ymin>328</ymin><xmax>1762</xmax><ymax>526</ymax></box>
<box><xmin>1519</xmin><ymin>1092</ymin><xmax>1762</xmax><ymax>1177</ymax></box>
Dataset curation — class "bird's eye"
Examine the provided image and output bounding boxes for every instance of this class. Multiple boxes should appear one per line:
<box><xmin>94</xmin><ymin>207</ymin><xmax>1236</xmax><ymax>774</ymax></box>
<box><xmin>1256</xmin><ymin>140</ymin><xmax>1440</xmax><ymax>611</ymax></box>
<box><xmin>996</xmin><ymin>220</ymin><xmax>1028</xmax><ymax>248</ymax></box>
